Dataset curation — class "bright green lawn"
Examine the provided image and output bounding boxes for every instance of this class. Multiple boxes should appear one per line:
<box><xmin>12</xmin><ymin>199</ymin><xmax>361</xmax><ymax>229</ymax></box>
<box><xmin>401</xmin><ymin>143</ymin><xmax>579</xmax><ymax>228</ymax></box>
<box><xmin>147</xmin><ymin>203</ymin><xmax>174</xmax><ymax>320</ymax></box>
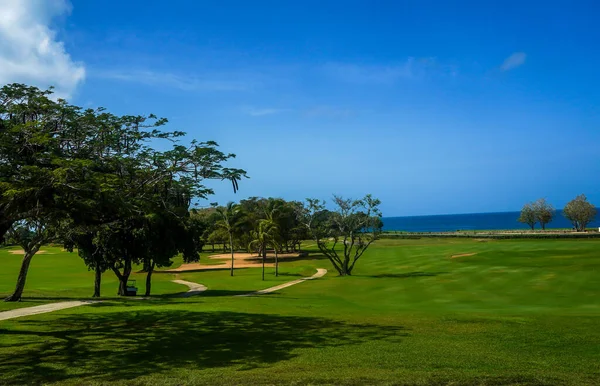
<box><xmin>1</xmin><ymin>239</ymin><xmax>599</xmax><ymax>385</ymax></box>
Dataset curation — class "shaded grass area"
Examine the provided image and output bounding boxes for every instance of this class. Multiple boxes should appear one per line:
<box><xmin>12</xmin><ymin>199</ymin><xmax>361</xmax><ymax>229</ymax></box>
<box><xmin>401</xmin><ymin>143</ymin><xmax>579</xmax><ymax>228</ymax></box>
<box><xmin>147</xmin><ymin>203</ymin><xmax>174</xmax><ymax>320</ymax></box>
<box><xmin>1</xmin><ymin>304</ymin><xmax>598</xmax><ymax>385</ymax></box>
<box><xmin>1</xmin><ymin>239</ymin><xmax>600</xmax><ymax>384</ymax></box>
<box><xmin>0</xmin><ymin>246</ymin><xmax>184</xmax><ymax>310</ymax></box>
<box><xmin>0</xmin><ymin>308</ymin><xmax>405</xmax><ymax>385</ymax></box>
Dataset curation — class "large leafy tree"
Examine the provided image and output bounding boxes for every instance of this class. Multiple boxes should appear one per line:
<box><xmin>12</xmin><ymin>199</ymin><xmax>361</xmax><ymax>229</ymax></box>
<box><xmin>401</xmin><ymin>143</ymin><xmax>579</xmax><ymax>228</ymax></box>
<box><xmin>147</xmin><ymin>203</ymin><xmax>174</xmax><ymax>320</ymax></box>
<box><xmin>563</xmin><ymin>194</ymin><xmax>596</xmax><ymax>232</ymax></box>
<box><xmin>72</xmin><ymin>121</ymin><xmax>246</xmax><ymax>297</ymax></box>
<box><xmin>1</xmin><ymin>83</ymin><xmax>246</xmax><ymax>300</ymax></box>
<box><xmin>281</xmin><ymin>201</ymin><xmax>309</xmax><ymax>253</ymax></box>
<box><xmin>64</xmin><ymin>227</ymin><xmax>109</xmax><ymax>298</ymax></box>
<box><xmin>297</xmin><ymin>195</ymin><xmax>382</xmax><ymax>276</ymax></box>
<box><xmin>0</xmin><ymin>84</ymin><xmax>100</xmax><ymax>301</ymax></box>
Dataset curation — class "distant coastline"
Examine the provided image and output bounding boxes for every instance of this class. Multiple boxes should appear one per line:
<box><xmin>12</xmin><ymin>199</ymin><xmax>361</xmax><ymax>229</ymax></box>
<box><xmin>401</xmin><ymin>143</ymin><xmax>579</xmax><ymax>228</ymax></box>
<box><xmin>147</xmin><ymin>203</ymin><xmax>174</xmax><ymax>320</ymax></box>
<box><xmin>382</xmin><ymin>210</ymin><xmax>600</xmax><ymax>232</ymax></box>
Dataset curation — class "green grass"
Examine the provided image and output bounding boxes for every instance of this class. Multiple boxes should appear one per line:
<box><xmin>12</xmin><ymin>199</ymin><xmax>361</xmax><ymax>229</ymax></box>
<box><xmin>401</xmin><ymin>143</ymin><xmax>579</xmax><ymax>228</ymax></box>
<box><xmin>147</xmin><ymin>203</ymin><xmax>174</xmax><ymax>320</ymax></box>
<box><xmin>1</xmin><ymin>239</ymin><xmax>599</xmax><ymax>385</ymax></box>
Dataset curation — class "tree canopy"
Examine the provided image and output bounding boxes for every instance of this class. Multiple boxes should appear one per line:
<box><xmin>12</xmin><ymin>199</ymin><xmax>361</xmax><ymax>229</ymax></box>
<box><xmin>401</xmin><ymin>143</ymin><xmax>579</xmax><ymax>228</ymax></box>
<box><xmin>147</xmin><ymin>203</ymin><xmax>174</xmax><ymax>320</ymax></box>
<box><xmin>532</xmin><ymin>198</ymin><xmax>555</xmax><ymax>230</ymax></box>
<box><xmin>518</xmin><ymin>203</ymin><xmax>537</xmax><ymax>230</ymax></box>
<box><xmin>563</xmin><ymin>194</ymin><xmax>596</xmax><ymax>232</ymax></box>
<box><xmin>1</xmin><ymin>83</ymin><xmax>246</xmax><ymax>300</ymax></box>
<box><xmin>297</xmin><ymin>195</ymin><xmax>382</xmax><ymax>276</ymax></box>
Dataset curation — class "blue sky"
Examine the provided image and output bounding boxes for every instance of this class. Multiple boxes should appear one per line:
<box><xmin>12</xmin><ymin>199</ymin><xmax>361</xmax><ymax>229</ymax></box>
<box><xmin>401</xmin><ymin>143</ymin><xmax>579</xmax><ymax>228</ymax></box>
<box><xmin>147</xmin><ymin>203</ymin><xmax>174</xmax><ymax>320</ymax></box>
<box><xmin>2</xmin><ymin>0</ymin><xmax>599</xmax><ymax>216</ymax></box>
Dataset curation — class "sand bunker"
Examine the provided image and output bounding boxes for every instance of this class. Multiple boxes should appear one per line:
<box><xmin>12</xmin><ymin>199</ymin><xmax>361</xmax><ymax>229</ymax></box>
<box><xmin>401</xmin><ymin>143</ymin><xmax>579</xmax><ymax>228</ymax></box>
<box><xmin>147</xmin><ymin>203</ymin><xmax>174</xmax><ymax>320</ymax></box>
<box><xmin>8</xmin><ymin>250</ymin><xmax>50</xmax><ymax>255</ymax></box>
<box><xmin>451</xmin><ymin>253</ymin><xmax>478</xmax><ymax>259</ymax></box>
<box><xmin>165</xmin><ymin>252</ymin><xmax>303</xmax><ymax>272</ymax></box>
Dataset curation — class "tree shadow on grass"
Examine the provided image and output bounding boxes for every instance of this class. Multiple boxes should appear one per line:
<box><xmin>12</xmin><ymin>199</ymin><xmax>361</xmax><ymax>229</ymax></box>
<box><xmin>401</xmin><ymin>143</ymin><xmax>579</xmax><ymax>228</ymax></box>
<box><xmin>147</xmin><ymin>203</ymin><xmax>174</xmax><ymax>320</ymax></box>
<box><xmin>0</xmin><ymin>310</ymin><xmax>407</xmax><ymax>385</ymax></box>
<box><xmin>199</xmin><ymin>289</ymin><xmax>260</xmax><ymax>297</ymax></box>
<box><xmin>158</xmin><ymin>267</ymin><xmax>251</xmax><ymax>274</ymax></box>
<box><xmin>21</xmin><ymin>296</ymin><xmax>194</xmax><ymax>307</ymax></box>
<box><xmin>275</xmin><ymin>272</ymin><xmax>304</xmax><ymax>277</ymax></box>
<box><xmin>366</xmin><ymin>271</ymin><xmax>448</xmax><ymax>279</ymax></box>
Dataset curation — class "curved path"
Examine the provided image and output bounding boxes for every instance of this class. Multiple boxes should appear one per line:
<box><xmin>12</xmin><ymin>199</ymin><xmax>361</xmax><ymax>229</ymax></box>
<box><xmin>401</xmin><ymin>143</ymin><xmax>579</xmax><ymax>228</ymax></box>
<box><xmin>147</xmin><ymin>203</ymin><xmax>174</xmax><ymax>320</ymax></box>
<box><xmin>171</xmin><ymin>268</ymin><xmax>327</xmax><ymax>298</ymax></box>
<box><xmin>171</xmin><ymin>279</ymin><xmax>208</xmax><ymax>297</ymax></box>
<box><xmin>0</xmin><ymin>301</ymin><xmax>99</xmax><ymax>322</ymax></box>
<box><xmin>234</xmin><ymin>268</ymin><xmax>327</xmax><ymax>297</ymax></box>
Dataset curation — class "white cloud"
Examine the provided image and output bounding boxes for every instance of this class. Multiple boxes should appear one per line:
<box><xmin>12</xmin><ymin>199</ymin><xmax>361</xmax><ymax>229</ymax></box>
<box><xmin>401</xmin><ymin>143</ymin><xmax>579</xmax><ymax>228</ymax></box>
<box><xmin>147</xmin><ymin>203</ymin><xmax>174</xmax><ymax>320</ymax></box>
<box><xmin>95</xmin><ymin>69</ymin><xmax>257</xmax><ymax>92</ymax></box>
<box><xmin>500</xmin><ymin>52</ymin><xmax>526</xmax><ymax>71</ymax></box>
<box><xmin>0</xmin><ymin>0</ymin><xmax>85</xmax><ymax>98</ymax></box>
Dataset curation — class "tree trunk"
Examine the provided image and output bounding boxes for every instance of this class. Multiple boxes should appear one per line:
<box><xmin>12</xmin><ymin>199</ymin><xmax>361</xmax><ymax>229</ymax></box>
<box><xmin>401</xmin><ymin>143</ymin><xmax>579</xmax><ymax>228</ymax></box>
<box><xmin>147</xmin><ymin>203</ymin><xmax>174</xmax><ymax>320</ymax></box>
<box><xmin>211</xmin><ymin>243</ymin><xmax>215</xmax><ymax>252</ymax></box>
<box><xmin>144</xmin><ymin>261</ymin><xmax>155</xmax><ymax>297</ymax></box>
<box><xmin>229</xmin><ymin>233</ymin><xmax>234</xmax><ymax>277</ymax></box>
<box><xmin>541</xmin><ymin>223</ymin><xmax>546</xmax><ymax>230</ymax></box>
<box><xmin>4</xmin><ymin>246</ymin><xmax>40</xmax><ymax>302</ymax></box>
<box><xmin>93</xmin><ymin>265</ymin><xmax>102</xmax><ymax>298</ymax></box>
<box><xmin>275</xmin><ymin>247</ymin><xmax>279</xmax><ymax>277</ymax></box>
<box><xmin>113</xmin><ymin>259</ymin><xmax>132</xmax><ymax>296</ymax></box>
<box><xmin>262</xmin><ymin>245</ymin><xmax>266</xmax><ymax>281</ymax></box>
<box><xmin>342</xmin><ymin>257</ymin><xmax>350</xmax><ymax>276</ymax></box>
<box><xmin>118</xmin><ymin>278</ymin><xmax>127</xmax><ymax>296</ymax></box>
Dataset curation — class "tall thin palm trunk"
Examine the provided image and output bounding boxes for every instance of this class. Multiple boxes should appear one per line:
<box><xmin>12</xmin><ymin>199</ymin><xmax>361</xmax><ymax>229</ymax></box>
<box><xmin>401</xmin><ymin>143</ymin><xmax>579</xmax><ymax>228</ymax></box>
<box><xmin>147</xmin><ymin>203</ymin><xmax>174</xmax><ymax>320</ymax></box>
<box><xmin>229</xmin><ymin>232</ymin><xmax>234</xmax><ymax>276</ymax></box>
<box><xmin>262</xmin><ymin>244</ymin><xmax>266</xmax><ymax>281</ymax></box>
<box><xmin>275</xmin><ymin>247</ymin><xmax>278</xmax><ymax>277</ymax></box>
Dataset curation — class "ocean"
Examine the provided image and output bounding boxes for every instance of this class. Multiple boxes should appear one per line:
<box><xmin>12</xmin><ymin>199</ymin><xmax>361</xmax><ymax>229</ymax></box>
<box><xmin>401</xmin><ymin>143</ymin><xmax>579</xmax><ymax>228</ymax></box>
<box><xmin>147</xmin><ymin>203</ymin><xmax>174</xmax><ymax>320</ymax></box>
<box><xmin>382</xmin><ymin>210</ymin><xmax>600</xmax><ymax>232</ymax></box>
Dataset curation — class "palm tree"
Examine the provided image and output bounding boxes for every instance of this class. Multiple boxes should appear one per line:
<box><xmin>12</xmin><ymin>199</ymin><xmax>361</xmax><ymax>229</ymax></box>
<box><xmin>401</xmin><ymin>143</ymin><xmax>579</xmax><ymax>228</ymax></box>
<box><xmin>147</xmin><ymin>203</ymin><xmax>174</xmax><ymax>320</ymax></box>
<box><xmin>216</xmin><ymin>202</ymin><xmax>240</xmax><ymax>276</ymax></box>
<box><xmin>271</xmin><ymin>234</ymin><xmax>281</xmax><ymax>277</ymax></box>
<box><xmin>249</xmin><ymin>219</ymin><xmax>277</xmax><ymax>281</ymax></box>
<box><xmin>263</xmin><ymin>200</ymin><xmax>283</xmax><ymax>277</ymax></box>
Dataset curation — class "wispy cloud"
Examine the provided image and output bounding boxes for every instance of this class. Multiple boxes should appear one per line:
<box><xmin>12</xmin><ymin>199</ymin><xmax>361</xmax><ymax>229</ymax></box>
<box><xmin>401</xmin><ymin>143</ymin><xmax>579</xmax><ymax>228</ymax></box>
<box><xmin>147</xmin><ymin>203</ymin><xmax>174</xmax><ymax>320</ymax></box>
<box><xmin>500</xmin><ymin>52</ymin><xmax>526</xmax><ymax>71</ymax></box>
<box><xmin>322</xmin><ymin>57</ymin><xmax>455</xmax><ymax>85</ymax></box>
<box><xmin>242</xmin><ymin>106</ymin><xmax>290</xmax><ymax>116</ymax></box>
<box><xmin>322</xmin><ymin>61</ymin><xmax>413</xmax><ymax>85</ymax></box>
<box><xmin>93</xmin><ymin>69</ymin><xmax>256</xmax><ymax>91</ymax></box>
<box><xmin>0</xmin><ymin>0</ymin><xmax>85</xmax><ymax>98</ymax></box>
<box><xmin>305</xmin><ymin>106</ymin><xmax>354</xmax><ymax>118</ymax></box>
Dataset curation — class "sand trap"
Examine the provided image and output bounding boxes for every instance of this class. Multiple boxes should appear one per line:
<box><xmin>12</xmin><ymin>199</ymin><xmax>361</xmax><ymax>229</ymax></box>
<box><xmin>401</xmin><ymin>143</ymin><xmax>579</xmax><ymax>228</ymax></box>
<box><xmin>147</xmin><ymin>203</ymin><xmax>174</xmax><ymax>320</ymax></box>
<box><xmin>165</xmin><ymin>252</ymin><xmax>303</xmax><ymax>272</ymax></box>
<box><xmin>451</xmin><ymin>253</ymin><xmax>478</xmax><ymax>259</ymax></box>
<box><xmin>8</xmin><ymin>250</ymin><xmax>49</xmax><ymax>255</ymax></box>
<box><xmin>208</xmin><ymin>252</ymin><xmax>302</xmax><ymax>260</ymax></box>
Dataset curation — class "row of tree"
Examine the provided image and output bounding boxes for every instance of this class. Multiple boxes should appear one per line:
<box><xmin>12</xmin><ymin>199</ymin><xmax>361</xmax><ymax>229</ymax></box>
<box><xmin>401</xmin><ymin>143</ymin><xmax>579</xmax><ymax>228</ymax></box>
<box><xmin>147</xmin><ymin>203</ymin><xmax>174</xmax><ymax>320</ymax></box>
<box><xmin>202</xmin><ymin>195</ymin><xmax>383</xmax><ymax>280</ymax></box>
<box><xmin>194</xmin><ymin>198</ymin><xmax>308</xmax><ymax>280</ymax></box>
<box><xmin>518</xmin><ymin>195</ymin><xmax>596</xmax><ymax>231</ymax></box>
<box><xmin>1</xmin><ymin>83</ymin><xmax>384</xmax><ymax>301</ymax></box>
<box><xmin>0</xmin><ymin>83</ymin><xmax>246</xmax><ymax>301</ymax></box>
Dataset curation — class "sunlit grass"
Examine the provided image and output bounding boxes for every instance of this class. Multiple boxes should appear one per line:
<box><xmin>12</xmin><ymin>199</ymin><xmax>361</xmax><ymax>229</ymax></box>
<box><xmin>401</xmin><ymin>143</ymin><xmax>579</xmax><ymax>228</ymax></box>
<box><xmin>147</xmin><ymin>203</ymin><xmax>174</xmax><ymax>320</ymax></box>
<box><xmin>1</xmin><ymin>239</ymin><xmax>599</xmax><ymax>384</ymax></box>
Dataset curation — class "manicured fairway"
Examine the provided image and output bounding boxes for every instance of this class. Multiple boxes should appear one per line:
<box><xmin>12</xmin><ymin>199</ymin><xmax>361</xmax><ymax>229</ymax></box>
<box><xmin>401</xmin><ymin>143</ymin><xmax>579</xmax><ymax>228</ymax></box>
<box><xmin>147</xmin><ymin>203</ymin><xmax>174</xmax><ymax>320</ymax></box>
<box><xmin>1</xmin><ymin>239</ymin><xmax>599</xmax><ymax>385</ymax></box>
